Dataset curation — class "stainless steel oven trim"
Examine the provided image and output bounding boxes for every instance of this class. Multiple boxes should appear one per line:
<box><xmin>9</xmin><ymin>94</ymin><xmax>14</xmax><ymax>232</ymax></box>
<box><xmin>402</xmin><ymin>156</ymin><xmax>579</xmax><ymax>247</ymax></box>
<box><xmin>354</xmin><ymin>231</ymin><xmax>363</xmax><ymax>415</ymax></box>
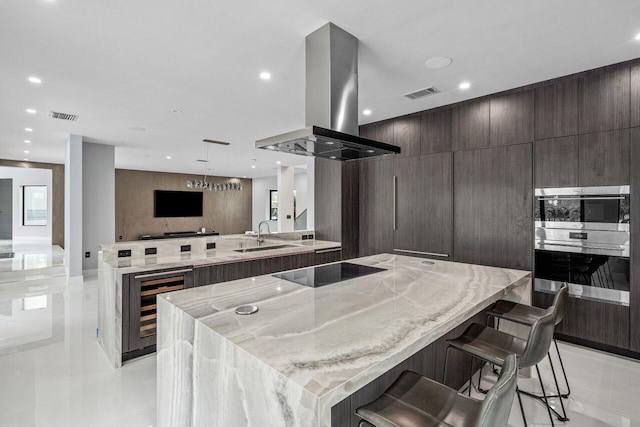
<box><xmin>535</xmin><ymin>185</ymin><xmax>630</xmax><ymax>196</ymax></box>
<box><xmin>535</xmin><ymin>278</ymin><xmax>629</xmax><ymax>306</ymax></box>
<box><xmin>535</xmin><ymin>243</ymin><xmax>630</xmax><ymax>257</ymax></box>
<box><xmin>534</xmin><ymin>221</ymin><xmax>629</xmax><ymax>232</ymax></box>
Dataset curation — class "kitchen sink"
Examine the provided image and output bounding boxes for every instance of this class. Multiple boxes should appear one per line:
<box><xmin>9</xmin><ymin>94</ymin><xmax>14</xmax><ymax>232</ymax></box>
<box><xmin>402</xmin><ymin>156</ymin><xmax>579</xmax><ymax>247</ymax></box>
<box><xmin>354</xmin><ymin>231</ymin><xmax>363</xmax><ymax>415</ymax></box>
<box><xmin>233</xmin><ymin>244</ymin><xmax>299</xmax><ymax>253</ymax></box>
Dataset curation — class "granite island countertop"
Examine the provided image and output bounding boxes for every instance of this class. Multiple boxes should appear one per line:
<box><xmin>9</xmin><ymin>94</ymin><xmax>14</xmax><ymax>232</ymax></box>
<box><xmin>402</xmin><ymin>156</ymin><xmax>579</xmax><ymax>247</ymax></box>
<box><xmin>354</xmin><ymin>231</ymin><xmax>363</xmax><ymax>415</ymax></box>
<box><xmin>157</xmin><ymin>253</ymin><xmax>531</xmax><ymax>427</ymax></box>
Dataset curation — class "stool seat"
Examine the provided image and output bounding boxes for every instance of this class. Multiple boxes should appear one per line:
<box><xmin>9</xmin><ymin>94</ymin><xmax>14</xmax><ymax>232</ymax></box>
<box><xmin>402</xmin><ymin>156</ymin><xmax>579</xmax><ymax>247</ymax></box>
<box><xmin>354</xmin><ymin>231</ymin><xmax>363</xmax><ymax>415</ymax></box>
<box><xmin>356</xmin><ymin>354</ymin><xmax>518</xmax><ymax>427</ymax></box>
<box><xmin>487</xmin><ymin>300</ymin><xmax>547</xmax><ymax>326</ymax></box>
<box><xmin>356</xmin><ymin>370</ymin><xmax>482</xmax><ymax>427</ymax></box>
<box><xmin>446</xmin><ymin>323</ymin><xmax>528</xmax><ymax>367</ymax></box>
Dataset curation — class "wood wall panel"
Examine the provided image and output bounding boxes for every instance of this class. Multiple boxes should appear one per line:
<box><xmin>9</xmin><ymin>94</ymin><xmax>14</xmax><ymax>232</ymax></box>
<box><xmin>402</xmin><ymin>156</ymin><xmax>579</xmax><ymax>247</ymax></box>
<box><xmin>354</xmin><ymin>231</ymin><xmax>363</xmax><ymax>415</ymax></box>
<box><xmin>578</xmin><ymin>67</ymin><xmax>630</xmax><ymax>133</ymax></box>
<box><xmin>115</xmin><ymin>169</ymin><xmax>252</xmax><ymax>242</ymax></box>
<box><xmin>452</xmin><ymin>99</ymin><xmax>490</xmax><ymax>151</ymax></box>
<box><xmin>490</xmin><ymin>90</ymin><xmax>534</xmax><ymax>146</ymax></box>
<box><xmin>534</xmin><ymin>79</ymin><xmax>579</xmax><ymax>140</ymax></box>
<box><xmin>359</xmin><ymin>158</ymin><xmax>394</xmax><ymax>257</ymax></box>
<box><xmin>420</xmin><ymin>108</ymin><xmax>452</xmax><ymax>154</ymax></box>
<box><xmin>578</xmin><ymin>129</ymin><xmax>630</xmax><ymax>186</ymax></box>
<box><xmin>631</xmin><ymin>65</ymin><xmax>640</xmax><ymax>128</ymax></box>
<box><xmin>534</xmin><ymin>136</ymin><xmax>579</xmax><ymax>188</ymax></box>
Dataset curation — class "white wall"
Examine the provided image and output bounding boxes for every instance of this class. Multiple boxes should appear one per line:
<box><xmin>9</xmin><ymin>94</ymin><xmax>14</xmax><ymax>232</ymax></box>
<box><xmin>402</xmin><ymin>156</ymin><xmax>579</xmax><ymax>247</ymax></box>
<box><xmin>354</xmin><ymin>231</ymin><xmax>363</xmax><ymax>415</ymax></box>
<box><xmin>82</xmin><ymin>142</ymin><xmax>115</xmax><ymax>270</ymax></box>
<box><xmin>65</xmin><ymin>134</ymin><xmax>83</xmax><ymax>278</ymax></box>
<box><xmin>251</xmin><ymin>170</ymin><xmax>311</xmax><ymax>233</ymax></box>
<box><xmin>0</xmin><ymin>166</ymin><xmax>53</xmax><ymax>242</ymax></box>
<box><xmin>251</xmin><ymin>176</ymin><xmax>277</xmax><ymax>232</ymax></box>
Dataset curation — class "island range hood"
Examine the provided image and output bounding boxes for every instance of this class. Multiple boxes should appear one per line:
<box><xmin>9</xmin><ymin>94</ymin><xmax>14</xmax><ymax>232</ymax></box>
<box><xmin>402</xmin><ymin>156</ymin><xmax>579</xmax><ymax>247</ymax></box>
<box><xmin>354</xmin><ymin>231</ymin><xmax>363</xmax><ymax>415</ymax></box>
<box><xmin>255</xmin><ymin>23</ymin><xmax>400</xmax><ymax>161</ymax></box>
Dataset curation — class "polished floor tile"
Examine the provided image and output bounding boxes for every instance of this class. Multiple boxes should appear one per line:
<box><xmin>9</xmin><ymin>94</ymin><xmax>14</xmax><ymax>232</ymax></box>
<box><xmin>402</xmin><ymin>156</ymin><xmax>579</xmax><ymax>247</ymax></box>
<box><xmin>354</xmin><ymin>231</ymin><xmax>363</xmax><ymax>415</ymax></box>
<box><xmin>0</xmin><ymin>241</ymin><xmax>65</xmax><ymax>283</ymax></box>
<box><xmin>1</xmin><ymin>272</ymin><xmax>639</xmax><ymax>426</ymax></box>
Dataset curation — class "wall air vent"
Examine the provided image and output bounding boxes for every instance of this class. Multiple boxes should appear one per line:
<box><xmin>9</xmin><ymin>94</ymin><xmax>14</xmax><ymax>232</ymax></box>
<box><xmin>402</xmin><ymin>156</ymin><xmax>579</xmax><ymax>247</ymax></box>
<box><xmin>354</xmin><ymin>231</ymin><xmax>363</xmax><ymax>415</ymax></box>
<box><xmin>404</xmin><ymin>86</ymin><xmax>441</xmax><ymax>100</ymax></box>
<box><xmin>48</xmin><ymin>110</ymin><xmax>79</xmax><ymax>121</ymax></box>
<box><xmin>196</xmin><ymin>159</ymin><xmax>208</xmax><ymax>163</ymax></box>
<box><xmin>203</xmin><ymin>139</ymin><xmax>230</xmax><ymax>146</ymax></box>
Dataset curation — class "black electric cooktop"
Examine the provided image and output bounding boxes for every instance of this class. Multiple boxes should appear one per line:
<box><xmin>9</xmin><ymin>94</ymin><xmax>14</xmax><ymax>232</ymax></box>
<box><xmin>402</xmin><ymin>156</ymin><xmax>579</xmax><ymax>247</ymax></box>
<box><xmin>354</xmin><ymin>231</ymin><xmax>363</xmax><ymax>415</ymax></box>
<box><xmin>273</xmin><ymin>262</ymin><xmax>386</xmax><ymax>288</ymax></box>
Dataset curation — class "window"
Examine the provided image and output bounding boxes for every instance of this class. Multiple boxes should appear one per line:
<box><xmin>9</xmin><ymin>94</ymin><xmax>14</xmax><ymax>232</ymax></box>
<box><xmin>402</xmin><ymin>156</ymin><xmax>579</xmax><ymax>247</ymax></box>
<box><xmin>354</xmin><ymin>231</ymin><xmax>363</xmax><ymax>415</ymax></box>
<box><xmin>270</xmin><ymin>190</ymin><xmax>278</xmax><ymax>221</ymax></box>
<box><xmin>23</xmin><ymin>185</ymin><xmax>47</xmax><ymax>226</ymax></box>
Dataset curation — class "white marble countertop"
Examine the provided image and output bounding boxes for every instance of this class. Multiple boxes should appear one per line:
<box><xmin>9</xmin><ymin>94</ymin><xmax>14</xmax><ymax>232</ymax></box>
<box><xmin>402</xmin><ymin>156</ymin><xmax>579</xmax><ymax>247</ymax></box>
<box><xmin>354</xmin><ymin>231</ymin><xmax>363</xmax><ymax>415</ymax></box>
<box><xmin>101</xmin><ymin>238</ymin><xmax>341</xmax><ymax>275</ymax></box>
<box><xmin>157</xmin><ymin>253</ymin><xmax>531</xmax><ymax>426</ymax></box>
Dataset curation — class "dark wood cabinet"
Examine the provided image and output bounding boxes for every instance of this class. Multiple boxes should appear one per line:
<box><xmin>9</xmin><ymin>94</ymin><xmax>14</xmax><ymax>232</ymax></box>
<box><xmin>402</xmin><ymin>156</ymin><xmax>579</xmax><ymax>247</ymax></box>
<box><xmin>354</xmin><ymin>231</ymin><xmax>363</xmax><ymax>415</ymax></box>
<box><xmin>454</xmin><ymin>143</ymin><xmax>533</xmax><ymax>270</ymax></box>
<box><xmin>578</xmin><ymin>67</ymin><xmax>630</xmax><ymax>133</ymax></box>
<box><xmin>420</xmin><ymin>108</ymin><xmax>452</xmax><ymax>154</ymax></box>
<box><xmin>452</xmin><ymin>99</ymin><xmax>490</xmax><ymax>151</ymax></box>
<box><xmin>630</xmin><ymin>127</ymin><xmax>640</xmax><ymax>352</ymax></box>
<box><xmin>490</xmin><ymin>90</ymin><xmax>534</xmax><ymax>146</ymax></box>
<box><xmin>393</xmin><ymin>113</ymin><xmax>421</xmax><ymax>157</ymax></box>
<box><xmin>534</xmin><ymin>136</ymin><xmax>579</xmax><ymax>188</ymax></box>
<box><xmin>631</xmin><ymin>65</ymin><xmax>640</xmax><ymax>128</ymax></box>
<box><xmin>578</xmin><ymin>129</ymin><xmax>630</xmax><ymax>186</ymax></box>
<box><xmin>534</xmin><ymin>292</ymin><xmax>630</xmax><ymax>350</ymax></box>
<box><xmin>359</xmin><ymin>120</ymin><xmax>394</xmax><ymax>145</ymax></box>
<box><xmin>534</xmin><ymin>80</ymin><xmax>579</xmax><ymax>140</ymax></box>
<box><xmin>394</xmin><ymin>153</ymin><xmax>453</xmax><ymax>258</ymax></box>
<box><xmin>359</xmin><ymin>158</ymin><xmax>394</xmax><ymax>257</ymax></box>
<box><xmin>123</xmin><ymin>267</ymin><xmax>194</xmax><ymax>359</ymax></box>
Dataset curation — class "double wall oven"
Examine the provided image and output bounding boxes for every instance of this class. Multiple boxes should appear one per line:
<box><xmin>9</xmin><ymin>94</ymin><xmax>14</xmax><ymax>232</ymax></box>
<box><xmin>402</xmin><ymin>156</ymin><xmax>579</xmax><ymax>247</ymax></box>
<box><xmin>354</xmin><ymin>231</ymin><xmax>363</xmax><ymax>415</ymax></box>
<box><xmin>534</xmin><ymin>186</ymin><xmax>630</xmax><ymax>306</ymax></box>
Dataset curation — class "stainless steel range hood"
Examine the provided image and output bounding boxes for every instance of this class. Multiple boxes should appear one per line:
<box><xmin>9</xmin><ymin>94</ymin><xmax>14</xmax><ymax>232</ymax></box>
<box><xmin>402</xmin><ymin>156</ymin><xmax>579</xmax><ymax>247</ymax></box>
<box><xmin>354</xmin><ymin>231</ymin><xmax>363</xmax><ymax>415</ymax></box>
<box><xmin>255</xmin><ymin>23</ymin><xmax>400</xmax><ymax>161</ymax></box>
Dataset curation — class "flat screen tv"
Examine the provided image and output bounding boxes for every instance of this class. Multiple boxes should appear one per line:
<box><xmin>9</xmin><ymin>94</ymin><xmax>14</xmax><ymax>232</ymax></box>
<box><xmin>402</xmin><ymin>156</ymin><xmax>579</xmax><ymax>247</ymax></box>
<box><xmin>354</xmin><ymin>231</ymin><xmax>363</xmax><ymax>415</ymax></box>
<box><xmin>154</xmin><ymin>190</ymin><xmax>203</xmax><ymax>217</ymax></box>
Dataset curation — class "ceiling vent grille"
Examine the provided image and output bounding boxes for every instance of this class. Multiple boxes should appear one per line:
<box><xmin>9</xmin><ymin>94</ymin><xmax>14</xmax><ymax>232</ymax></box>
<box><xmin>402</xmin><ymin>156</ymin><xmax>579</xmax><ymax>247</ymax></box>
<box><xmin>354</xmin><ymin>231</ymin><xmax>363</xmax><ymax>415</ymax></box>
<box><xmin>48</xmin><ymin>110</ymin><xmax>79</xmax><ymax>121</ymax></box>
<box><xmin>404</xmin><ymin>86</ymin><xmax>441</xmax><ymax>100</ymax></box>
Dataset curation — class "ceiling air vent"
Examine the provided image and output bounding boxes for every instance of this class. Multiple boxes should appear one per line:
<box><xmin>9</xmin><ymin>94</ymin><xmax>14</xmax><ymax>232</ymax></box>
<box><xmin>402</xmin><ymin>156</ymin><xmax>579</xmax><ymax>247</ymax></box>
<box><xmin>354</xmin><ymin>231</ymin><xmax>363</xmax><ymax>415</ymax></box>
<box><xmin>404</xmin><ymin>86</ymin><xmax>441</xmax><ymax>100</ymax></box>
<box><xmin>48</xmin><ymin>110</ymin><xmax>79</xmax><ymax>121</ymax></box>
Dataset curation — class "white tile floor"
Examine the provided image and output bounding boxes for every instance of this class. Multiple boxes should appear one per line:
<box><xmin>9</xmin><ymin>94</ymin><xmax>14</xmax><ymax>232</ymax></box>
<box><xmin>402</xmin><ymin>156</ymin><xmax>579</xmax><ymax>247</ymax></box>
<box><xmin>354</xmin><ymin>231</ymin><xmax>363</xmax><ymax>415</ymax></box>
<box><xmin>1</xmin><ymin>273</ymin><xmax>639</xmax><ymax>426</ymax></box>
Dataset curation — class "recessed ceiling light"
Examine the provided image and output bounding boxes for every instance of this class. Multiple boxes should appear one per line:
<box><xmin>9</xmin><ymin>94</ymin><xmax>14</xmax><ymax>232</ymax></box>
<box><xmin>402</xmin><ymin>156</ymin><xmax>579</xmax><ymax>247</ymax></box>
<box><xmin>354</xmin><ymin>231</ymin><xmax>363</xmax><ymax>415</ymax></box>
<box><xmin>25</xmin><ymin>128</ymin><xmax>33</xmax><ymax>132</ymax></box>
<box><xmin>635</xmin><ymin>33</ymin><xmax>640</xmax><ymax>41</ymax></box>
<box><xmin>28</xmin><ymin>76</ymin><xmax>42</xmax><ymax>84</ymax></box>
<box><xmin>243</xmin><ymin>176</ymin><xmax>247</xmax><ymax>178</ymax></box>
<box><xmin>259</xmin><ymin>71</ymin><xmax>271</xmax><ymax>80</ymax></box>
<box><xmin>23</xmin><ymin>158</ymin><xmax>29</xmax><ymax>161</ymax></box>
<box><xmin>166</xmin><ymin>155</ymin><xmax>171</xmax><ymax>159</ymax></box>
<box><xmin>24</xmin><ymin>140</ymin><xmax>31</xmax><ymax>143</ymax></box>
<box><xmin>458</xmin><ymin>82</ymin><xmax>471</xmax><ymax>90</ymax></box>
<box><xmin>26</xmin><ymin>108</ymin><xmax>36</xmax><ymax>114</ymax></box>
<box><xmin>172</xmin><ymin>109</ymin><xmax>182</xmax><ymax>114</ymax></box>
<box><xmin>24</xmin><ymin>150</ymin><xmax>30</xmax><ymax>154</ymax></box>
<box><xmin>267</xmin><ymin>145</ymin><xmax>276</xmax><ymax>150</ymax></box>
<box><xmin>330</xmin><ymin>156</ymin><xmax>337</xmax><ymax>159</ymax></box>
<box><xmin>425</xmin><ymin>57</ymin><xmax>452</xmax><ymax>69</ymax></box>
<box><xmin>363</xmin><ymin>109</ymin><xmax>372</xmax><ymax>116</ymax></box>
<box><xmin>251</xmin><ymin>165</ymin><xmax>256</xmax><ymax>169</ymax></box>
<box><xmin>366</xmin><ymin>149</ymin><xmax>375</xmax><ymax>153</ymax></box>
<box><xmin>276</xmin><ymin>161</ymin><xmax>281</xmax><ymax>165</ymax></box>
<box><xmin>325</xmin><ymin>141</ymin><xmax>334</xmax><ymax>145</ymax></box>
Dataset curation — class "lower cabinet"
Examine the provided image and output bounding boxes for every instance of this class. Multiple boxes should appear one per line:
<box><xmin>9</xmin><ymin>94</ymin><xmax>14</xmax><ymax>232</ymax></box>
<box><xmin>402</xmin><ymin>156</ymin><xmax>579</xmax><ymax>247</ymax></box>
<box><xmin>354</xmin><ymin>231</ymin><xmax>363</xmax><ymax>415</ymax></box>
<box><xmin>122</xmin><ymin>267</ymin><xmax>194</xmax><ymax>360</ymax></box>
<box><xmin>534</xmin><ymin>291</ymin><xmax>630</xmax><ymax>350</ymax></box>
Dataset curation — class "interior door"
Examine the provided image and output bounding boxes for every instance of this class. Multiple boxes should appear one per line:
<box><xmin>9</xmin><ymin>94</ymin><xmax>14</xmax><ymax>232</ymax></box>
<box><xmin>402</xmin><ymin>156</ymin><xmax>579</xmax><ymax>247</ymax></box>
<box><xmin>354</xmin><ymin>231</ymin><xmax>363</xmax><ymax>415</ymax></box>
<box><xmin>0</xmin><ymin>179</ymin><xmax>12</xmax><ymax>240</ymax></box>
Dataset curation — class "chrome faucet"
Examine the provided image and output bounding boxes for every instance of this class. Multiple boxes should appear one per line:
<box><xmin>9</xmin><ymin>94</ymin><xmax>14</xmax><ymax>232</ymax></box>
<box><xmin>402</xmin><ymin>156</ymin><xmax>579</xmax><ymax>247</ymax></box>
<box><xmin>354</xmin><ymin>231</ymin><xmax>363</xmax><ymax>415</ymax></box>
<box><xmin>257</xmin><ymin>221</ymin><xmax>271</xmax><ymax>244</ymax></box>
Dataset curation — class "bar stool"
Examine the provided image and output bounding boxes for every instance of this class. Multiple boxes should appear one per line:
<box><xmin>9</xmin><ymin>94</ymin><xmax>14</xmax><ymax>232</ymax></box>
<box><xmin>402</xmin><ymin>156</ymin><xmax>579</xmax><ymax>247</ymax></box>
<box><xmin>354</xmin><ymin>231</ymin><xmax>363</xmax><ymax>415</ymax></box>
<box><xmin>485</xmin><ymin>282</ymin><xmax>570</xmax><ymax>421</ymax></box>
<box><xmin>444</xmin><ymin>308</ymin><xmax>557</xmax><ymax>426</ymax></box>
<box><xmin>355</xmin><ymin>353</ymin><xmax>518</xmax><ymax>427</ymax></box>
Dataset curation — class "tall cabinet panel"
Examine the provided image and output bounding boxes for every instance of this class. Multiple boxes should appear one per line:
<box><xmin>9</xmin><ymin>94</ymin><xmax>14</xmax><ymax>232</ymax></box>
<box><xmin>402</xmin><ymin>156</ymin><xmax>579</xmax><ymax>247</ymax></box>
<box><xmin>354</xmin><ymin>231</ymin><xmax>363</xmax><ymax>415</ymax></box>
<box><xmin>359</xmin><ymin>158</ymin><xmax>394</xmax><ymax>257</ymax></box>
<box><xmin>394</xmin><ymin>153</ymin><xmax>453</xmax><ymax>258</ymax></box>
<box><xmin>420</xmin><ymin>108</ymin><xmax>452</xmax><ymax>154</ymax></box>
<box><xmin>534</xmin><ymin>136</ymin><xmax>579</xmax><ymax>188</ymax></box>
<box><xmin>454</xmin><ymin>143</ymin><xmax>533</xmax><ymax>270</ymax></box>
<box><xmin>534</xmin><ymin>80</ymin><xmax>579</xmax><ymax>140</ymax></box>
<box><xmin>578</xmin><ymin>129</ymin><xmax>630</xmax><ymax>186</ymax></box>
<box><xmin>630</xmin><ymin>128</ymin><xmax>640</xmax><ymax>352</ymax></box>
<box><xmin>631</xmin><ymin>65</ymin><xmax>640</xmax><ymax>128</ymax></box>
<box><xmin>451</xmin><ymin>99</ymin><xmax>490</xmax><ymax>151</ymax></box>
<box><xmin>393</xmin><ymin>114</ymin><xmax>421</xmax><ymax>157</ymax></box>
<box><xmin>489</xmin><ymin>90</ymin><xmax>534</xmax><ymax>146</ymax></box>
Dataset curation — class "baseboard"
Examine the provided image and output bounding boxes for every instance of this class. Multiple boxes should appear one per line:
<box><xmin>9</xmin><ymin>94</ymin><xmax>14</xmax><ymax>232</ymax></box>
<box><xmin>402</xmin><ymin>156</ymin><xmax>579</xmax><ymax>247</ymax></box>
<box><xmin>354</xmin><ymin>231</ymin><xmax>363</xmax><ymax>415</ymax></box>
<box><xmin>66</xmin><ymin>275</ymin><xmax>84</xmax><ymax>285</ymax></box>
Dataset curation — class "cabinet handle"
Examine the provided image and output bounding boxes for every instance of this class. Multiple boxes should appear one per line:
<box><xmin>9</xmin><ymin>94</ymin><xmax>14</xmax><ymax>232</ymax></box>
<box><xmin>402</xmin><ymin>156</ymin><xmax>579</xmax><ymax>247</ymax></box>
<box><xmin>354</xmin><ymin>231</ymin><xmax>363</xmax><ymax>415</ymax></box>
<box><xmin>393</xmin><ymin>175</ymin><xmax>397</xmax><ymax>230</ymax></box>
<box><xmin>134</xmin><ymin>268</ymin><xmax>193</xmax><ymax>279</ymax></box>
<box><xmin>315</xmin><ymin>247</ymin><xmax>342</xmax><ymax>254</ymax></box>
<box><xmin>393</xmin><ymin>249</ymin><xmax>449</xmax><ymax>258</ymax></box>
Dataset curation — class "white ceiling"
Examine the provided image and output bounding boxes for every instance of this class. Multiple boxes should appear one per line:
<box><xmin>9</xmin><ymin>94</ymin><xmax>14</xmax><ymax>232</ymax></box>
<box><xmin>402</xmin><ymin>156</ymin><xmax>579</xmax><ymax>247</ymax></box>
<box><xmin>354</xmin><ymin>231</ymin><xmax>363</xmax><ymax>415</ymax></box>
<box><xmin>1</xmin><ymin>0</ymin><xmax>639</xmax><ymax>178</ymax></box>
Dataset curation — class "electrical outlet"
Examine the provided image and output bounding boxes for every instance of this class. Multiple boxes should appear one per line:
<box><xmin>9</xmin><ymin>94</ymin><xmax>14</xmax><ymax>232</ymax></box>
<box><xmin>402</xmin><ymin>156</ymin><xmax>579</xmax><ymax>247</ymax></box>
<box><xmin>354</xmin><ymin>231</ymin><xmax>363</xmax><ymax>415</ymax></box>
<box><xmin>85</xmin><ymin>251</ymin><xmax>90</xmax><ymax>258</ymax></box>
<box><xmin>117</xmin><ymin>249</ymin><xmax>131</xmax><ymax>258</ymax></box>
<box><xmin>307</xmin><ymin>234</ymin><xmax>314</xmax><ymax>240</ymax></box>
<box><xmin>180</xmin><ymin>245</ymin><xmax>191</xmax><ymax>252</ymax></box>
<box><xmin>145</xmin><ymin>247</ymin><xmax>157</xmax><ymax>256</ymax></box>
<box><xmin>301</xmin><ymin>235</ymin><xmax>309</xmax><ymax>240</ymax></box>
<box><xmin>207</xmin><ymin>242</ymin><xmax>216</xmax><ymax>250</ymax></box>
<box><xmin>118</xmin><ymin>235</ymin><xmax>123</xmax><ymax>240</ymax></box>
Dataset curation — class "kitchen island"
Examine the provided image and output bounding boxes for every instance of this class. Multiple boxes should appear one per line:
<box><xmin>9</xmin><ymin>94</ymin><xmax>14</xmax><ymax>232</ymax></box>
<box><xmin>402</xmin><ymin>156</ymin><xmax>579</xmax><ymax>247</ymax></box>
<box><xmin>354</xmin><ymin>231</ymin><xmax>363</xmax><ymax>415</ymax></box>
<box><xmin>157</xmin><ymin>253</ymin><xmax>531</xmax><ymax>427</ymax></box>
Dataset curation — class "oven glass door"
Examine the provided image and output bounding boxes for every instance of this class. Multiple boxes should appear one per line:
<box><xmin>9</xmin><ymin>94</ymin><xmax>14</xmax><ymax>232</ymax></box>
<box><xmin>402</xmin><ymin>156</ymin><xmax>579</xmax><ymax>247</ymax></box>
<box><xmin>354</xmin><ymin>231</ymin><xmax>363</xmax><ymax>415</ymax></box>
<box><xmin>534</xmin><ymin>249</ymin><xmax>630</xmax><ymax>305</ymax></box>
<box><xmin>535</xmin><ymin>195</ymin><xmax>629</xmax><ymax>224</ymax></box>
